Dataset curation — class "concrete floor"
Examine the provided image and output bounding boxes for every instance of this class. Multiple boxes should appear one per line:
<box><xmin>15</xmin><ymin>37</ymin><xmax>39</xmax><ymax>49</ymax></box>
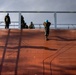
<box><xmin>0</xmin><ymin>29</ymin><xmax>76</xmax><ymax>75</ymax></box>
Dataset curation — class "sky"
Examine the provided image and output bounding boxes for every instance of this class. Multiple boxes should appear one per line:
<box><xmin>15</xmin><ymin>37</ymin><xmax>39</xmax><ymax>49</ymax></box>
<box><xmin>0</xmin><ymin>0</ymin><xmax>76</xmax><ymax>28</ymax></box>
<box><xmin>0</xmin><ymin>0</ymin><xmax>76</xmax><ymax>11</ymax></box>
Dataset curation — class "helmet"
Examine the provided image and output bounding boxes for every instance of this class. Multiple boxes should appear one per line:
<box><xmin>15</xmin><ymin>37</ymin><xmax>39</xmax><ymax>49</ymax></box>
<box><xmin>45</xmin><ymin>20</ymin><xmax>48</xmax><ymax>22</ymax></box>
<box><xmin>7</xmin><ymin>13</ymin><xmax>9</xmax><ymax>15</ymax></box>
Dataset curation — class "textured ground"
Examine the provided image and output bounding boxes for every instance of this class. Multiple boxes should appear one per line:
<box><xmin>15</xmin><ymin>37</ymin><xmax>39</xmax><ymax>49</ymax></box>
<box><xmin>0</xmin><ymin>29</ymin><xmax>76</xmax><ymax>75</ymax></box>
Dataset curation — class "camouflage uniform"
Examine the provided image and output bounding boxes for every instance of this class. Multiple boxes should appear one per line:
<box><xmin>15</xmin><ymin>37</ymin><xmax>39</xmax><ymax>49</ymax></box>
<box><xmin>43</xmin><ymin>21</ymin><xmax>51</xmax><ymax>40</ymax></box>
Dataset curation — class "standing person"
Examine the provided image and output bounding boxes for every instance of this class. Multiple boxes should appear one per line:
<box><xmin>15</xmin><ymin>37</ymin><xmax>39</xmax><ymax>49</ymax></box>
<box><xmin>21</xmin><ymin>15</ymin><xmax>25</xmax><ymax>25</ymax></box>
<box><xmin>43</xmin><ymin>20</ymin><xmax>51</xmax><ymax>40</ymax></box>
<box><xmin>4</xmin><ymin>13</ymin><xmax>11</xmax><ymax>29</ymax></box>
<box><xmin>21</xmin><ymin>15</ymin><xmax>28</xmax><ymax>29</ymax></box>
<box><xmin>21</xmin><ymin>15</ymin><xmax>25</xmax><ymax>29</ymax></box>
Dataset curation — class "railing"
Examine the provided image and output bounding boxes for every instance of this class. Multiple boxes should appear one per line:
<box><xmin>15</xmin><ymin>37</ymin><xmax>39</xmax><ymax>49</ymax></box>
<box><xmin>56</xmin><ymin>24</ymin><xmax>76</xmax><ymax>29</ymax></box>
<box><xmin>0</xmin><ymin>21</ymin><xmax>76</xmax><ymax>29</ymax></box>
<box><xmin>0</xmin><ymin>21</ymin><xmax>19</xmax><ymax>29</ymax></box>
<box><xmin>0</xmin><ymin>11</ymin><xmax>76</xmax><ymax>29</ymax></box>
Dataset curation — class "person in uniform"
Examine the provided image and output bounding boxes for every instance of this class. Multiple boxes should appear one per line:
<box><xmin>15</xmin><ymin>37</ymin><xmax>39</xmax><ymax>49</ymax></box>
<box><xmin>29</xmin><ymin>22</ymin><xmax>35</xmax><ymax>29</ymax></box>
<box><xmin>21</xmin><ymin>15</ymin><xmax>28</xmax><ymax>29</ymax></box>
<box><xmin>43</xmin><ymin>20</ymin><xmax>51</xmax><ymax>40</ymax></box>
<box><xmin>4</xmin><ymin>13</ymin><xmax>11</xmax><ymax>29</ymax></box>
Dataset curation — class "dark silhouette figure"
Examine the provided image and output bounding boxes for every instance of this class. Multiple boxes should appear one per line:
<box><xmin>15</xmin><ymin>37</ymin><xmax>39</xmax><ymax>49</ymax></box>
<box><xmin>21</xmin><ymin>15</ymin><xmax>25</xmax><ymax>25</ymax></box>
<box><xmin>21</xmin><ymin>15</ymin><xmax>28</xmax><ymax>29</ymax></box>
<box><xmin>29</xmin><ymin>22</ymin><xmax>35</xmax><ymax>29</ymax></box>
<box><xmin>4</xmin><ymin>13</ymin><xmax>11</xmax><ymax>29</ymax></box>
<box><xmin>43</xmin><ymin>20</ymin><xmax>51</xmax><ymax>40</ymax></box>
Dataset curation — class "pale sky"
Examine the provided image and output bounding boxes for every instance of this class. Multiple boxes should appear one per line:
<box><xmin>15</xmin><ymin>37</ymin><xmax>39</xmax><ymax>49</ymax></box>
<box><xmin>0</xmin><ymin>0</ymin><xmax>76</xmax><ymax>11</ymax></box>
<box><xmin>0</xmin><ymin>0</ymin><xmax>76</xmax><ymax>28</ymax></box>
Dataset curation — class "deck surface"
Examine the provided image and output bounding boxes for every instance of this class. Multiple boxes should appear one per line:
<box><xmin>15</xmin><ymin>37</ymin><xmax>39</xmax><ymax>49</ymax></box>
<box><xmin>0</xmin><ymin>29</ymin><xmax>76</xmax><ymax>75</ymax></box>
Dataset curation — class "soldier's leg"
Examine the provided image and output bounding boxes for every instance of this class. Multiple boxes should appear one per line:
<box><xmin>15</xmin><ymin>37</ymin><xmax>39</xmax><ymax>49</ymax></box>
<box><xmin>5</xmin><ymin>25</ymin><xmax>7</xmax><ymax>29</ymax></box>
<box><xmin>46</xmin><ymin>29</ymin><xmax>50</xmax><ymax>40</ymax></box>
<box><xmin>5</xmin><ymin>23</ymin><xmax>9</xmax><ymax>29</ymax></box>
<box><xmin>44</xmin><ymin>28</ymin><xmax>47</xmax><ymax>40</ymax></box>
<box><xmin>7</xmin><ymin>24</ymin><xmax>9</xmax><ymax>28</ymax></box>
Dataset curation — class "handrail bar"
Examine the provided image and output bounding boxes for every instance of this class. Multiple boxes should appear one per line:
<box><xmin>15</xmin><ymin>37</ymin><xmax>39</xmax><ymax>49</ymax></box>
<box><xmin>1</xmin><ymin>11</ymin><xmax>76</xmax><ymax>13</ymax></box>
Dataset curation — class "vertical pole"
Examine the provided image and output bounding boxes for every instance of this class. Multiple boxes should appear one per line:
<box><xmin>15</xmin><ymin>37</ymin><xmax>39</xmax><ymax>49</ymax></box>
<box><xmin>54</xmin><ymin>12</ymin><xmax>57</xmax><ymax>29</ymax></box>
<box><xmin>39</xmin><ymin>24</ymin><xmax>41</xmax><ymax>29</ymax></box>
<box><xmin>19</xmin><ymin>11</ymin><xmax>21</xmax><ymax>29</ymax></box>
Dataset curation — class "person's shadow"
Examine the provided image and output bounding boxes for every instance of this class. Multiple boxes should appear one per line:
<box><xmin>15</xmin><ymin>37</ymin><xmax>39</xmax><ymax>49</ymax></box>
<box><xmin>7</xmin><ymin>45</ymin><xmax>57</xmax><ymax>51</ymax></box>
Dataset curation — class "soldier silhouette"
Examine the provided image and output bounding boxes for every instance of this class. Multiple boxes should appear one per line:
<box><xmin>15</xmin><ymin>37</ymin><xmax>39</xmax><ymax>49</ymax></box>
<box><xmin>43</xmin><ymin>20</ymin><xmax>51</xmax><ymax>40</ymax></box>
<box><xmin>29</xmin><ymin>22</ymin><xmax>35</xmax><ymax>29</ymax></box>
<box><xmin>21</xmin><ymin>15</ymin><xmax>28</xmax><ymax>29</ymax></box>
<box><xmin>4</xmin><ymin>13</ymin><xmax>11</xmax><ymax>29</ymax></box>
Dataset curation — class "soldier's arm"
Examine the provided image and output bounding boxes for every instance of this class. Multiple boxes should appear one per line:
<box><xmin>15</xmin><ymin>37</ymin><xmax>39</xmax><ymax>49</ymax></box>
<box><xmin>43</xmin><ymin>22</ymin><xmax>46</xmax><ymax>27</ymax></box>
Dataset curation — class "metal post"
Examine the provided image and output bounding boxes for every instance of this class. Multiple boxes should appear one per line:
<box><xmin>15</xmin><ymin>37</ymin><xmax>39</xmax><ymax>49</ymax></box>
<box><xmin>19</xmin><ymin>11</ymin><xmax>21</xmax><ymax>29</ymax></box>
<box><xmin>54</xmin><ymin>12</ymin><xmax>57</xmax><ymax>29</ymax></box>
<box><xmin>39</xmin><ymin>24</ymin><xmax>41</xmax><ymax>29</ymax></box>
